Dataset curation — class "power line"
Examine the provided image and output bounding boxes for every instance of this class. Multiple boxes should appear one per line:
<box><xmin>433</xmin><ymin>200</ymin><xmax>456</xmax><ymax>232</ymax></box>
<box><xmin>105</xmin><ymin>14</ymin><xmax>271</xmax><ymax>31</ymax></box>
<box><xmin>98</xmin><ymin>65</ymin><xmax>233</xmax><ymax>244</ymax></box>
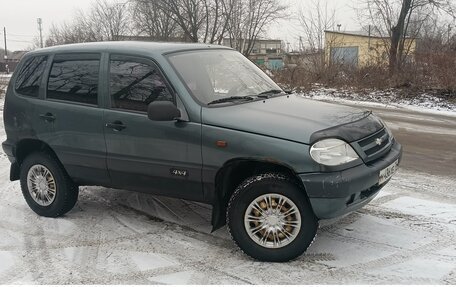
<box><xmin>4</xmin><ymin>34</ymin><xmax>35</xmax><ymax>39</ymax></box>
<box><xmin>3</xmin><ymin>32</ymin><xmax>36</xmax><ymax>37</ymax></box>
<box><xmin>7</xmin><ymin>39</ymin><xmax>33</xmax><ymax>43</ymax></box>
<box><xmin>0</xmin><ymin>32</ymin><xmax>36</xmax><ymax>40</ymax></box>
<box><xmin>3</xmin><ymin>27</ymin><xmax>7</xmax><ymax>59</ymax></box>
<box><xmin>2</xmin><ymin>35</ymin><xmax>35</xmax><ymax>41</ymax></box>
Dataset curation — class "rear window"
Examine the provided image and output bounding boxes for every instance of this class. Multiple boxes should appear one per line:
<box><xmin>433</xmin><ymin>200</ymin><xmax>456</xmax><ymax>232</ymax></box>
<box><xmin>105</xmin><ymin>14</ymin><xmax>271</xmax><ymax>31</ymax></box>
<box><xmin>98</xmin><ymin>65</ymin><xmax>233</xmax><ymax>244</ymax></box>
<box><xmin>15</xmin><ymin>55</ymin><xmax>48</xmax><ymax>97</ymax></box>
<box><xmin>47</xmin><ymin>54</ymin><xmax>100</xmax><ymax>105</ymax></box>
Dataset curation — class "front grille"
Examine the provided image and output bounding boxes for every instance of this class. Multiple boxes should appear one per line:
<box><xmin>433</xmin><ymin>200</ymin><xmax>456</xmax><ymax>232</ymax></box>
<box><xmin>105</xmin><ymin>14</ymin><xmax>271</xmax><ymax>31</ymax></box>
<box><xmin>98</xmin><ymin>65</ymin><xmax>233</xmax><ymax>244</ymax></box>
<box><xmin>355</xmin><ymin>128</ymin><xmax>392</xmax><ymax>162</ymax></box>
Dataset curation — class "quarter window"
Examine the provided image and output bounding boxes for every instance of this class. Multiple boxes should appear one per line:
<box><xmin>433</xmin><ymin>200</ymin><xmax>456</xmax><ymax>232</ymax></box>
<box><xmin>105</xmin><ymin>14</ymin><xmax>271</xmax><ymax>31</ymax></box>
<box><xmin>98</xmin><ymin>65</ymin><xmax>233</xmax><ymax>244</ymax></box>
<box><xmin>47</xmin><ymin>55</ymin><xmax>100</xmax><ymax>105</ymax></box>
<box><xmin>110</xmin><ymin>59</ymin><xmax>173</xmax><ymax>112</ymax></box>
<box><xmin>15</xmin><ymin>56</ymin><xmax>48</xmax><ymax>97</ymax></box>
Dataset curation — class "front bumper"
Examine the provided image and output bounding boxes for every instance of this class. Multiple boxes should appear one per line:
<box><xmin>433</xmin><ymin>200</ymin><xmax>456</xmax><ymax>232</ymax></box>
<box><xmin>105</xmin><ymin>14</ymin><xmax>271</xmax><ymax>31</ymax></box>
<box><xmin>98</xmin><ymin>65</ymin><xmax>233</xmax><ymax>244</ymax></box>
<box><xmin>299</xmin><ymin>140</ymin><xmax>402</xmax><ymax>219</ymax></box>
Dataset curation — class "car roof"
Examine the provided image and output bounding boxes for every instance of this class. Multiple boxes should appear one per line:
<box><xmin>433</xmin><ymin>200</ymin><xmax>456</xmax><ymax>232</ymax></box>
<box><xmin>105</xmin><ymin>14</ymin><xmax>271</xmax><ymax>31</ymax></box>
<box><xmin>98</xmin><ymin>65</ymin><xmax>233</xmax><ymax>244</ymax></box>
<box><xmin>25</xmin><ymin>41</ymin><xmax>233</xmax><ymax>57</ymax></box>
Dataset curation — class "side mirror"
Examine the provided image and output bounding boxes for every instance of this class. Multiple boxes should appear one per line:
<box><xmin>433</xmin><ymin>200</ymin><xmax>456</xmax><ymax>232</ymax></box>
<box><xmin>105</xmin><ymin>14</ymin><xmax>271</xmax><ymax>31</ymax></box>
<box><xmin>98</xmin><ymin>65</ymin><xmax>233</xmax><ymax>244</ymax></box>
<box><xmin>147</xmin><ymin>101</ymin><xmax>181</xmax><ymax>121</ymax></box>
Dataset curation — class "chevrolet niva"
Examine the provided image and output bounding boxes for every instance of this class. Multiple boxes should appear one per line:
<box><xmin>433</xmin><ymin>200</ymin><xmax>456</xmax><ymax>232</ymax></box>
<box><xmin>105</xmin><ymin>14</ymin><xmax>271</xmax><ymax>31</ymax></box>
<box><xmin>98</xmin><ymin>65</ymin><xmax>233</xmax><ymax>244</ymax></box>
<box><xmin>2</xmin><ymin>42</ymin><xmax>402</xmax><ymax>262</ymax></box>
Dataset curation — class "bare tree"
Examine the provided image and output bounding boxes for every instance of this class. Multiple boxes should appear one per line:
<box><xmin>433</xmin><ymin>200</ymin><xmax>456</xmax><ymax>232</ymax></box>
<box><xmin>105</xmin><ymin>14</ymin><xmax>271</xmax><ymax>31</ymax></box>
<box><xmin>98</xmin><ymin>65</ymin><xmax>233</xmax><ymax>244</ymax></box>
<box><xmin>132</xmin><ymin>0</ymin><xmax>182</xmax><ymax>40</ymax></box>
<box><xmin>85</xmin><ymin>0</ymin><xmax>132</xmax><ymax>41</ymax></box>
<box><xmin>297</xmin><ymin>0</ymin><xmax>336</xmax><ymax>71</ymax></box>
<box><xmin>418</xmin><ymin>18</ymin><xmax>456</xmax><ymax>51</ymax></box>
<box><xmin>154</xmin><ymin>0</ymin><xmax>232</xmax><ymax>44</ymax></box>
<box><xmin>46</xmin><ymin>21</ymin><xmax>93</xmax><ymax>46</ymax></box>
<box><xmin>227</xmin><ymin>0</ymin><xmax>288</xmax><ymax>57</ymax></box>
<box><xmin>360</xmin><ymin>0</ymin><xmax>455</xmax><ymax>71</ymax></box>
<box><xmin>203</xmin><ymin>0</ymin><xmax>232</xmax><ymax>44</ymax></box>
<box><xmin>160</xmin><ymin>0</ymin><xmax>204</xmax><ymax>42</ymax></box>
<box><xmin>298</xmin><ymin>0</ymin><xmax>336</xmax><ymax>53</ymax></box>
<box><xmin>45</xmin><ymin>0</ymin><xmax>131</xmax><ymax>46</ymax></box>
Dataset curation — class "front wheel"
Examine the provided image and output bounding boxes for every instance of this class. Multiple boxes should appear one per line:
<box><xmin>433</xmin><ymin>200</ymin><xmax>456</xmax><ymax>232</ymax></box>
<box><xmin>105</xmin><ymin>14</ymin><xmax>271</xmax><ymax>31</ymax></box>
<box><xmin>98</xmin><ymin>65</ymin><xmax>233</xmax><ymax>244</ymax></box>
<box><xmin>227</xmin><ymin>173</ymin><xmax>318</xmax><ymax>262</ymax></box>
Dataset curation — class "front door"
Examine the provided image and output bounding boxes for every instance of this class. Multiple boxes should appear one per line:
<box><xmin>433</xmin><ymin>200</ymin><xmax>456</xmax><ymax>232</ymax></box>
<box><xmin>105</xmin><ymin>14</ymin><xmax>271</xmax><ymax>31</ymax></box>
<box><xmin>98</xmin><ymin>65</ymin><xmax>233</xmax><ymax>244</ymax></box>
<box><xmin>103</xmin><ymin>55</ymin><xmax>203</xmax><ymax>201</ymax></box>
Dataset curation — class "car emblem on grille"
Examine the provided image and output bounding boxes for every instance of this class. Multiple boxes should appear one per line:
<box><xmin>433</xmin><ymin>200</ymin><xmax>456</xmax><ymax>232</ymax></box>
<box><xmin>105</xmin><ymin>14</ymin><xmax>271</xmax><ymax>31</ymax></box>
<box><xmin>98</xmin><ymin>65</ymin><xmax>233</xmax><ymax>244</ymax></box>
<box><xmin>375</xmin><ymin>138</ymin><xmax>383</xmax><ymax>146</ymax></box>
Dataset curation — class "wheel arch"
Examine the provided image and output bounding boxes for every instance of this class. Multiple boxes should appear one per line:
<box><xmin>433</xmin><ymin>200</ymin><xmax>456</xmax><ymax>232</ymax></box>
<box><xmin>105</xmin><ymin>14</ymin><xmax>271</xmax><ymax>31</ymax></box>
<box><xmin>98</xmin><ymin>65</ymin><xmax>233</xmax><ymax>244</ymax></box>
<box><xmin>211</xmin><ymin>158</ymin><xmax>308</xmax><ymax>231</ymax></box>
<box><xmin>11</xmin><ymin>139</ymin><xmax>63</xmax><ymax>181</ymax></box>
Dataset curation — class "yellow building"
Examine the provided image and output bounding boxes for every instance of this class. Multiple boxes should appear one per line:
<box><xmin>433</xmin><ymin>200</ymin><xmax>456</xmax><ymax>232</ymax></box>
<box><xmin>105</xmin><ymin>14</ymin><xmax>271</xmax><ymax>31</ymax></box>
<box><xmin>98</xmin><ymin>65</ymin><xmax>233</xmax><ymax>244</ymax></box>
<box><xmin>325</xmin><ymin>30</ymin><xmax>417</xmax><ymax>68</ymax></box>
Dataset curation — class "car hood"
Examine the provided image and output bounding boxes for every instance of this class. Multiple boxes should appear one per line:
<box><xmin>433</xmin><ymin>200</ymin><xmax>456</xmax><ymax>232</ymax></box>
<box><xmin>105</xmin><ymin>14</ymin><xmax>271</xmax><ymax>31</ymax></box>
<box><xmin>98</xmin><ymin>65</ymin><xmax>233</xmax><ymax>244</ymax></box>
<box><xmin>201</xmin><ymin>94</ymin><xmax>374</xmax><ymax>144</ymax></box>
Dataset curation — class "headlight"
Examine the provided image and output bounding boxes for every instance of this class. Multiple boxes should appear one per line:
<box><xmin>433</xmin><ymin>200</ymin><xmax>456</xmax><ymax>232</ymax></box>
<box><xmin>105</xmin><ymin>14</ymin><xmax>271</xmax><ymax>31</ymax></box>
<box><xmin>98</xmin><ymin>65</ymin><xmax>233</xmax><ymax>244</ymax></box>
<box><xmin>379</xmin><ymin>118</ymin><xmax>394</xmax><ymax>141</ymax></box>
<box><xmin>310</xmin><ymin>138</ymin><xmax>359</xmax><ymax>166</ymax></box>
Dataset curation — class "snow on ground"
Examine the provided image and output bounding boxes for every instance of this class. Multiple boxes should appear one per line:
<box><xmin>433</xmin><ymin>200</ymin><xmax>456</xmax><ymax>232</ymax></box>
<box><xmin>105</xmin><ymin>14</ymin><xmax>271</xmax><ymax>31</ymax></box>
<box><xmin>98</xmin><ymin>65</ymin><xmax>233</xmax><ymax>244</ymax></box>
<box><xmin>0</xmin><ymin>74</ymin><xmax>12</xmax><ymax>80</ymax></box>
<box><xmin>0</xmin><ymin>157</ymin><xmax>455</xmax><ymax>284</ymax></box>
<box><xmin>0</xmin><ymin>74</ymin><xmax>11</xmax><ymax>97</ymax></box>
<box><xmin>298</xmin><ymin>87</ymin><xmax>456</xmax><ymax>117</ymax></box>
<box><xmin>0</xmin><ymin>84</ymin><xmax>455</xmax><ymax>283</ymax></box>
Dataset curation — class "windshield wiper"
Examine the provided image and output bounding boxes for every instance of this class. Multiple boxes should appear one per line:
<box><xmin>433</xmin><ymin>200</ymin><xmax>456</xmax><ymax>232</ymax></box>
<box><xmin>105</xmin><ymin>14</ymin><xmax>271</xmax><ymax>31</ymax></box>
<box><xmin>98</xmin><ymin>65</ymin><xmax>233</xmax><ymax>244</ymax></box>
<box><xmin>207</xmin><ymin>96</ymin><xmax>255</xmax><ymax>105</ymax></box>
<box><xmin>256</xmin><ymin>89</ymin><xmax>285</xmax><ymax>98</ymax></box>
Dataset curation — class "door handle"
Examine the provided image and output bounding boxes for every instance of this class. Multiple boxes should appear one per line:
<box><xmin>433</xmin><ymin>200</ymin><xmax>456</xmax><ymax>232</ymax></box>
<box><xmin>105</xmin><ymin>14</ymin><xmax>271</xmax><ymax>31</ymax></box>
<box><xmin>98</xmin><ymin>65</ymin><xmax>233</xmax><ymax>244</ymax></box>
<box><xmin>106</xmin><ymin>121</ymin><xmax>126</xmax><ymax>131</ymax></box>
<box><xmin>39</xmin><ymin>113</ymin><xmax>56</xmax><ymax>122</ymax></box>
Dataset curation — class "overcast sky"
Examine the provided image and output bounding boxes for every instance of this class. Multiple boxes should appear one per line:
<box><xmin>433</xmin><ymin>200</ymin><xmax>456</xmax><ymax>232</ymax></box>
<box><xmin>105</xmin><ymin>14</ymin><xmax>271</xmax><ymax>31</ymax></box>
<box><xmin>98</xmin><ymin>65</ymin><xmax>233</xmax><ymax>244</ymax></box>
<box><xmin>0</xmin><ymin>0</ymin><xmax>360</xmax><ymax>51</ymax></box>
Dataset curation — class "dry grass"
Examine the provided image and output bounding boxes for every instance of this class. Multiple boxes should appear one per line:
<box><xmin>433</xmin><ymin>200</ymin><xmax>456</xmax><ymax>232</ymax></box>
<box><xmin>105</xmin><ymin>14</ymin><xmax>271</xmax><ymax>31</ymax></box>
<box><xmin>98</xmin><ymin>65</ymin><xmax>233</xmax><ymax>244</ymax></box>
<box><xmin>274</xmin><ymin>51</ymin><xmax>456</xmax><ymax>103</ymax></box>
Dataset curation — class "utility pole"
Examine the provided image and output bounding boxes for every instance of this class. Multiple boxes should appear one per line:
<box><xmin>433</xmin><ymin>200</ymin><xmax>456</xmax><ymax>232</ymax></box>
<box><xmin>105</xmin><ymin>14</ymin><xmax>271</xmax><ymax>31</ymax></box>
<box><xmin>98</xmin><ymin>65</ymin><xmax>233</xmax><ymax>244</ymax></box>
<box><xmin>37</xmin><ymin>18</ymin><xmax>43</xmax><ymax>48</ymax></box>
<box><xmin>3</xmin><ymin>27</ymin><xmax>7</xmax><ymax>59</ymax></box>
<box><xmin>3</xmin><ymin>27</ymin><xmax>9</xmax><ymax>74</ymax></box>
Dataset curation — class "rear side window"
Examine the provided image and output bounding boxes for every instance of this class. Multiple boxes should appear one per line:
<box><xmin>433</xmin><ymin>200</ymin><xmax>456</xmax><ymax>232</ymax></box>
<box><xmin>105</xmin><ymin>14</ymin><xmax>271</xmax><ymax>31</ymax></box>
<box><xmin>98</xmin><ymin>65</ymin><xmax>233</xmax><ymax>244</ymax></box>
<box><xmin>110</xmin><ymin>58</ymin><xmax>173</xmax><ymax>112</ymax></box>
<box><xmin>47</xmin><ymin>54</ymin><xmax>100</xmax><ymax>105</ymax></box>
<box><xmin>15</xmin><ymin>55</ymin><xmax>48</xmax><ymax>97</ymax></box>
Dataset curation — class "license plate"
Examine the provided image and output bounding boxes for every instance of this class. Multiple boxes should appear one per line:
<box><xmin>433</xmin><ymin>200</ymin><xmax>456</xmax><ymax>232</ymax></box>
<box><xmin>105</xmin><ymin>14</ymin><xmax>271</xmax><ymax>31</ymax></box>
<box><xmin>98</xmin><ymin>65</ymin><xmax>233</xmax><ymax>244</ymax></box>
<box><xmin>378</xmin><ymin>159</ymin><xmax>399</xmax><ymax>185</ymax></box>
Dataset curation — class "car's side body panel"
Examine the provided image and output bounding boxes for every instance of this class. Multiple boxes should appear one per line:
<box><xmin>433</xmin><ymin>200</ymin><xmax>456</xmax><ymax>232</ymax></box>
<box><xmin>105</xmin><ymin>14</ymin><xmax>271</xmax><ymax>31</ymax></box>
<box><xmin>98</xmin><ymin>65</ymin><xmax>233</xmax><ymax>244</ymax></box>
<box><xmin>103</xmin><ymin>108</ymin><xmax>204</xmax><ymax>201</ymax></box>
<box><xmin>35</xmin><ymin>100</ymin><xmax>110</xmax><ymax>186</ymax></box>
<box><xmin>200</xmin><ymin>124</ymin><xmax>321</xmax><ymax>202</ymax></box>
<box><xmin>3</xmin><ymin>52</ymin><xmax>111</xmax><ymax>186</ymax></box>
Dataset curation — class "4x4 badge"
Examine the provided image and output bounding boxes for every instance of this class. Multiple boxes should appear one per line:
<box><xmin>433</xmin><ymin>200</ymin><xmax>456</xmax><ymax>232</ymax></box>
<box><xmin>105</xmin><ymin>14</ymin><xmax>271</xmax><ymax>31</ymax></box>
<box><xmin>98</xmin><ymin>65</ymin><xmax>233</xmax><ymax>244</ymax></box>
<box><xmin>170</xmin><ymin>168</ymin><xmax>188</xmax><ymax>177</ymax></box>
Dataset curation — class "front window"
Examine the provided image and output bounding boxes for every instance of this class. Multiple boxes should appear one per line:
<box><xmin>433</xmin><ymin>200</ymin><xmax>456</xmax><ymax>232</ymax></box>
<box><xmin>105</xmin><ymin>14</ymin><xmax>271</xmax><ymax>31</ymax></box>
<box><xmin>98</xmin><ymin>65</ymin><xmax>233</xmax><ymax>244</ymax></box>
<box><xmin>168</xmin><ymin>49</ymin><xmax>282</xmax><ymax>105</ymax></box>
<box><xmin>109</xmin><ymin>56</ymin><xmax>174</xmax><ymax>113</ymax></box>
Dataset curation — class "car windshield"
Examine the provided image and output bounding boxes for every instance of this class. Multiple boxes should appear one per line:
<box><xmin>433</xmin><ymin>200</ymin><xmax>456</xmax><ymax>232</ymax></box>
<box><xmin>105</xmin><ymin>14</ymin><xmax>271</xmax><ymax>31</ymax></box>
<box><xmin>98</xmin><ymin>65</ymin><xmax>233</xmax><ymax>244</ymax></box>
<box><xmin>168</xmin><ymin>49</ymin><xmax>283</xmax><ymax>105</ymax></box>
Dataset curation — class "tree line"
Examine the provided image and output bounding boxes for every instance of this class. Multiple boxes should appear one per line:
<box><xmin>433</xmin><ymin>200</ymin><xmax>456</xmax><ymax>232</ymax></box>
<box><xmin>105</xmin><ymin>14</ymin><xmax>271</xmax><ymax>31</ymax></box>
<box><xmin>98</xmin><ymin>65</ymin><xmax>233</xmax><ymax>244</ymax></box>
<box><xmin>44</xmin><ymin>0</ymin><xmax>455</xmax><ymax>73</ymax></box>
<box><xmin>45</xmin><ymin>0</ymin><xmax>286</xmax><ymax>57</ymax></box>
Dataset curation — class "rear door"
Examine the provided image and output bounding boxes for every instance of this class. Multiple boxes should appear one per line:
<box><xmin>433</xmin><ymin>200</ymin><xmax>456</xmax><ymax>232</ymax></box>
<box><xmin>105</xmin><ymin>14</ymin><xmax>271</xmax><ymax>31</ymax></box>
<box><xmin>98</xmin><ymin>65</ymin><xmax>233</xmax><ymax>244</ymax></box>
<box><xmin>7</xmin><ymin>55</ymin><xmax>50</xmax><ymax>141</ymax></box>
<box><xmin>103</xmin><ymin>55</ymin><xmax>203</xmax><ymax>201</ymax></box>
<box><xmin>33</xmin><ymin>53</ymin><xmax>110</xmax><ymax>185</ymax></box>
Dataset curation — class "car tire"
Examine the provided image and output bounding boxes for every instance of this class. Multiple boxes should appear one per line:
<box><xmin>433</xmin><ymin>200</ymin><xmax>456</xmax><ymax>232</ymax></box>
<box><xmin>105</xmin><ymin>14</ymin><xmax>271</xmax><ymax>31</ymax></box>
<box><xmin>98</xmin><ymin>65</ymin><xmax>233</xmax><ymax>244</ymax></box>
<box><xmin>20</xmin><ymin>152</ymin><xmax>79</xmax><ymax>217</ymax></box>
<box><xmin>227</xmin><ymin>173</ymin><xmax>318</xmax><ymax>262</ymax></box>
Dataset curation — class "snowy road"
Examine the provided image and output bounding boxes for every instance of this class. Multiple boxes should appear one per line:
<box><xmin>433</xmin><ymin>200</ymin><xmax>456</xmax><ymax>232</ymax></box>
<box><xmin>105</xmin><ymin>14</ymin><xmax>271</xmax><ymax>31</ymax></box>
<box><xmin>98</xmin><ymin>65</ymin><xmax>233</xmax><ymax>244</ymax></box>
<box><xmin>0</xmin><ymin>96</ymin><xmax>455</xmax><ymax>284</ymax></box>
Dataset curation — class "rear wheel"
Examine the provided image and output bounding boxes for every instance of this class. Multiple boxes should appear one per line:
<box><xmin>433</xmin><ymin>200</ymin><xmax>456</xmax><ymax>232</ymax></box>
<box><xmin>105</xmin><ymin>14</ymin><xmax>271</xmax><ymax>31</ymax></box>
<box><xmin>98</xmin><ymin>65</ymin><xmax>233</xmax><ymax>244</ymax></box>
<box><xmin>227</xmin><ymin>173</ymin><xmax>318</xmax><ymax>262</ymax></box>
<box><xmin>20</xmin><ymin>152</ymin><xmax>79</xmax><ymax>217</ymax></box>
